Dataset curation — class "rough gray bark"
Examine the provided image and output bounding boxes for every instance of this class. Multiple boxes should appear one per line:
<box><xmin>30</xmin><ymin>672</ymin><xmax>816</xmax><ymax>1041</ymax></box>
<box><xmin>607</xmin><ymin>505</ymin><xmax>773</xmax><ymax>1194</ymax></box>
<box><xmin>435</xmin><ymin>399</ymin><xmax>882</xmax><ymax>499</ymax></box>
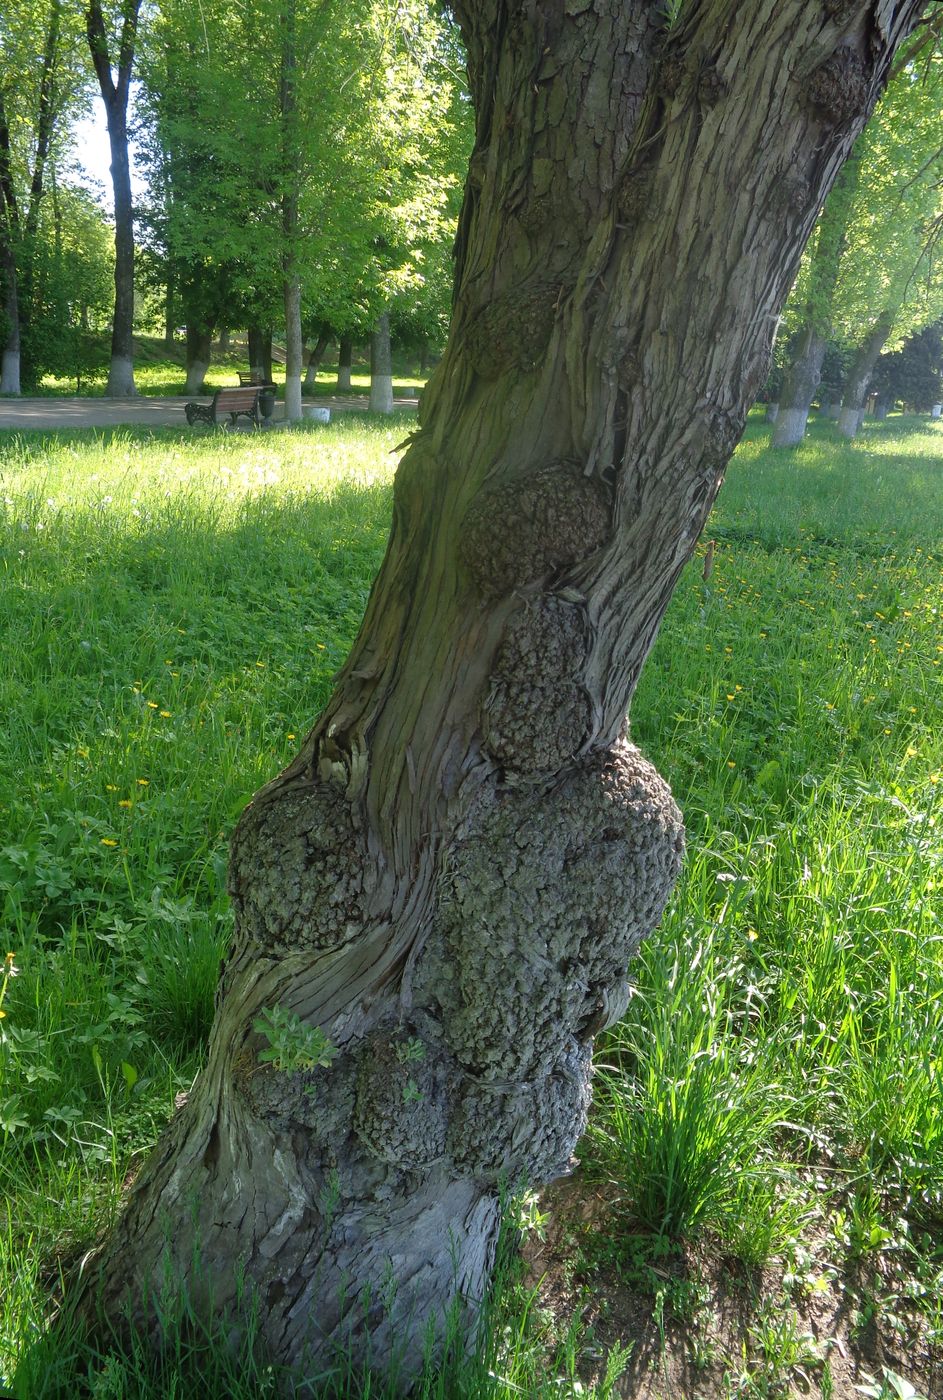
<box><xmin>369</xmin><ymin>312</ymin><xmax>393</xmax><ymax>413</ymax></box>
<box><xmin>337</xmin><ymin>333</ymin><xmax>353</xmax><ymax>390</ymax></box>
<box><xmin>87</xmin><ymin>0</ymin><xmax>141</xmax><ymax>397</ymax></box>
<box><xmin>76</xmin><ymin>1</ymin><xmax>926</xmax><ymax>1389</ymax></box>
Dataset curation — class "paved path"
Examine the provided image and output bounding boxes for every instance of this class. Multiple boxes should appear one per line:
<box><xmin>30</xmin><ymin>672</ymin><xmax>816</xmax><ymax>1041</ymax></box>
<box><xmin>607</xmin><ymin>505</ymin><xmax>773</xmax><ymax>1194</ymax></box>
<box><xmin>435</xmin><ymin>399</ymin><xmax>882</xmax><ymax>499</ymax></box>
<box><xmin>0</xmin><ymin>394</ymin><xmax>419</xmax><ymax>432</ymax></box>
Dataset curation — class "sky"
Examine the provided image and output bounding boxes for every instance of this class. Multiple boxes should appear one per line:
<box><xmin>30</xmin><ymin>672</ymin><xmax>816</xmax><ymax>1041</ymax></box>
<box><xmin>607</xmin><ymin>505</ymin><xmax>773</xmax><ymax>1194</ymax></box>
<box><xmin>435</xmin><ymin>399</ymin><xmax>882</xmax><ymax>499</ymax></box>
<box><xmin>71</xmin><ymin>95</ymin><xmax>146</xmax><ymax>205</ymax></box>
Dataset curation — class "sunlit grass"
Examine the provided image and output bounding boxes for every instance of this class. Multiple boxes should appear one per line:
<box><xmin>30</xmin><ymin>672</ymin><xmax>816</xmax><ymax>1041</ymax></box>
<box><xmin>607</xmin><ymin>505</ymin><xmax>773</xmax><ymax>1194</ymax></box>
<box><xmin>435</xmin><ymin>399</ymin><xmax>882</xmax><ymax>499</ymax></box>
<box><xmin>0</xmin><ymin>408</ymin><xmax>942</xmax><ymax>1389</ymax></box>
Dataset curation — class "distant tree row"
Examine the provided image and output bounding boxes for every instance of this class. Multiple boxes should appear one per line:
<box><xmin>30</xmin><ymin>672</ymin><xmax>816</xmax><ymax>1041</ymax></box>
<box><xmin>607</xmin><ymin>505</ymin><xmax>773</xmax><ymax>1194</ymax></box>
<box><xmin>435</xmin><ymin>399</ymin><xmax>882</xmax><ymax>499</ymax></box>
<box><xmin>768</xmin><ymin>36</ymin><xmax>943</xmax><ymax>444</ymax></box>
<box><xmin>0</xmin><ymin>0</ymin><xmax>471</xmax><ymax>410</ymax></box>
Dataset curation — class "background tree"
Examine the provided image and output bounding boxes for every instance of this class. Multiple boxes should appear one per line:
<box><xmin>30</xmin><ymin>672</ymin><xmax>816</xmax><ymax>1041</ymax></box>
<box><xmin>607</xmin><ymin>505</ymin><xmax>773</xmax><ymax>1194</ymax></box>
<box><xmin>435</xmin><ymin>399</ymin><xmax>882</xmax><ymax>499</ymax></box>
<box><xmin>833</xmin><ymin>46</ymin><xmax>943</xmax><ymax>434</ymax></box>
<box><xmin>73</xmin><ymin>0</ymin><xmax>926</xmax><ymax>1389</ymax></box>
<box><xmin>771</xmin><ymin>147</ymin><xmax>862</xmax><ymax>445</ymax></box>
<box><xmin>86</xmin><ymin>0</ymin><xmax>142</xmax><ymax>397</ymax></box>
<box><xmin>0</xmin><ymin>0</ymin><xmax>89</xmax><ymax>392</ymax></box>
<box><xmin>774</xmin><ymin>40</ymin><xmax>943</xmax><ymax>441</ymax></box>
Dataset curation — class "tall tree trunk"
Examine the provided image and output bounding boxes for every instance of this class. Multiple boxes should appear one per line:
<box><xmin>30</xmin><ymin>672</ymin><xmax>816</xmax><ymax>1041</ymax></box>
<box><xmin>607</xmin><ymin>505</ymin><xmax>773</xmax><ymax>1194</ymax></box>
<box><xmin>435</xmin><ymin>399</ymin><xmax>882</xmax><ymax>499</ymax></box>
<box><xmin>87</xmin><ymin>0</ymin><xmax>141</xmax><ymax>397</ymax></box>
<box><xmin>839</xmin><ymin>308</ymin><xmax>897</xmax><ymax>439</ymax></box>
<box><xmin>218</xmin><ymin>326</ymin><xmax>230</xmax><ymax>351</ymax></box>
<box><xmin>283</xmin><ymin>276</ymin><xmax>303</xmax><ymax>420</ymax></box>
<box><xmin>184</xmin><ymin>324</ymin><xmax>213</xmax><ymax>395</ymax></box>
<box><xmin>247</xmin><ymin>324</ymin><xmax>273</xmax><ymax>384</ymax></box>
<box><xmin>24</xmin><ymin>0</ymin><xmax>61</xmax><ymax>247</ymax></box>
<box><xmin>74</xmin><ymin>1</ymin><xmax>924</xmax><ymax>1388</ymax></box>
<box><xmin>771</xmin><ymin>325</ymin><xmax>829</xmax><ymax>445</ymax></box>
<box><xmin>0</xmin><ymin>94</ymin><xmax>21</xmax><ymax>396</ymax></box>
<box><xmin>0</xmin><ymin>229</ymin><xmax>20</xmax><ymax>396</ymax></box>
<box><xmin>303</xmin><ymin>327</ymin><xmax>331</xmax><ymax>388</ymax></box>
<box><xmin>369</xmin><ymin>311</ymin><xmax>393</xmax><ymax>413</ymax></box>
<box><xmin>280</xmin><ymin>0</ymin><xmax>303</xmax><ymax>423</ymax></box>
<box><xmin>164</xmin><ymin>278</ymin><xmax>175</xmax><ymax>351</ymax></box>
<box><xmin>336</xmin><ymin>333</ymin><xmax>353</xmax><ymax>390</ymax></box>
<box><xmin>771</xmin><ymin>147</ymin><xmax>862</xmax><ymax>447</ymax></box>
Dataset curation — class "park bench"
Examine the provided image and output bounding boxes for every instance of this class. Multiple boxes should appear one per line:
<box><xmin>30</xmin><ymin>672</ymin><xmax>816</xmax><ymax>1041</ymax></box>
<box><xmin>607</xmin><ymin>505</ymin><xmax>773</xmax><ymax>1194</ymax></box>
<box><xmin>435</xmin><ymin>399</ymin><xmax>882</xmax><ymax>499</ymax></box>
<box><xmin>238</xmin><ymin>371</ymin><xmax>273</xmax><ymax>387</ymax></box>
<box><xmin>185</xmin><ymin>385</ymin><xmax>268</xmax><ymax>428</ymax></box>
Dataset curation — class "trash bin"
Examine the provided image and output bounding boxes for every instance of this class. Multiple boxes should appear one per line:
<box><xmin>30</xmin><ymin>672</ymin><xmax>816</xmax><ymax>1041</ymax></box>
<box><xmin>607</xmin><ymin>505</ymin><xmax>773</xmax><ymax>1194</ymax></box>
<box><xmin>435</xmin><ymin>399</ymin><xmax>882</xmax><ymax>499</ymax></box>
<box><xmin>304</xmin><ymin>405</ymin><xmax>331</xmax><ymax>424</ymax></box>
<box><xmin>932</xmin><ymin>404</ymin><xmax>941</xmax><ymax>419</ymax></box>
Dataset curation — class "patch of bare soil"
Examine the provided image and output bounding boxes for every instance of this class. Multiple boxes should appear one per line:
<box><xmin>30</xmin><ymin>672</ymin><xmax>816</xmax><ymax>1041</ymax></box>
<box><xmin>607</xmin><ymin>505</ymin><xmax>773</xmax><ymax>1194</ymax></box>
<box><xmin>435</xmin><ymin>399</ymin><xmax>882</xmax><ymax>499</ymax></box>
<box><xmin>521</xmin><ymin>1174</ymin><xmax>943</xmax><ymax>1399</ymax></box>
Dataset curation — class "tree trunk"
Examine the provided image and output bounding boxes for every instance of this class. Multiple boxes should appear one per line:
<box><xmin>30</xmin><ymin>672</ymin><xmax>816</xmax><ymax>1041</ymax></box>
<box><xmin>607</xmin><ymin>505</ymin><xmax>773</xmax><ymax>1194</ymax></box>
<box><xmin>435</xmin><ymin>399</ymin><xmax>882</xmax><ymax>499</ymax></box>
<box><xmin>336</xmin><ymin>334</ymin><xmax>353</xmax><ymax>391</ymax></box>
<box><xmin>0</xmin><ymin>214</ymin><xmax>20</xmax><ymax>395</ymax></box>
<box><xmin>75</xmin><ymin>1</ymin><xmax>924</xmax><ymax>1388</ymax></box>
<box><xmin>164</xmin><ymin>280</ymin><xmax>175</xmax><ymax>351</ymax></box>
<box><xmin>280</xmin><ymin>0</ymin><xmax>303</xmax><ymax>424</ymax></box>
<box><xmin>247</xmin><ymin>325</ymin><xmax>273</xmax><ymax>383</ymax></box>
<box><xmin>283</xmin><ymin>277</ymin><xmax>303</xmax><ymax>420</ymax></box>
<box><xmin>771</xmin><ymin>147</ymin><xmax>862</xmax><ymax>447</ymax></box>
<box><xmin>0</xmin><ymin>94</ymin><xmax>21</xmax><ymax>396</ymax></box>
<box><xmin>765</xmin><ymin>402</ymin><xmax>779</xmax><ymax>423</ymax></box>
<box><xmin>184</xmin><ymin>324</ymin><xmax>213</xmax><ymax>395</ymax></box>
<box><xmin>838</xmin><ymin>309</ymin><xmax>896</xmax><ymax>440</ymax></box>
<box><xmin>87</xmin><ymin>0</ymin><xmax>141</xmax><ymax>398</ymax></box>
<box><xmin>771</xmin><ymin>326</ymin><xmax>828</xmax><ymax>445</ymax></box>
<box><xmin>303</xmin><ymin>328</ymin><xmax>331</xmax><ymax>388</ymax></box>
<box><xmin>218</xmin><ymin>326</ymin><xmax>230</xmax><ymax>351</ymax></box>
<box><xmin>825</xmin><ymin>400</ymin><xmax>842</xmax><ymax>419</ymax></box>
<box><xmin>369</xmin><ymin>312</ymin><xmax>393</xmax><ymax>413</ymax></box>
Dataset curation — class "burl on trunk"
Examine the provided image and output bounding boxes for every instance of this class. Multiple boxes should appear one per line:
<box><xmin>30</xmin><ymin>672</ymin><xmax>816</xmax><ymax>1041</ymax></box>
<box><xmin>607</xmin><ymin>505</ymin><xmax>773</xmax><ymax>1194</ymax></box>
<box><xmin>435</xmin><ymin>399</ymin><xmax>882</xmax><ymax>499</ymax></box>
<box><xmin>74</xmin><ymin>0</ymin><xmax>924</xmax><ymax>1387</ymax></box>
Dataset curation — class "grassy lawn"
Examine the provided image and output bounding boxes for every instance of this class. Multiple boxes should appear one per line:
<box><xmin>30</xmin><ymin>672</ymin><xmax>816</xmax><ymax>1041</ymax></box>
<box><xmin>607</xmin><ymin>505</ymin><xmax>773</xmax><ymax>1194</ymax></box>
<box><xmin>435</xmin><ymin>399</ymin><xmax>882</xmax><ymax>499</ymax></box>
<box><xmin>0</xmin><ymin>411</ymin><xmax>941</xmax><ymax>1397</ymax></box>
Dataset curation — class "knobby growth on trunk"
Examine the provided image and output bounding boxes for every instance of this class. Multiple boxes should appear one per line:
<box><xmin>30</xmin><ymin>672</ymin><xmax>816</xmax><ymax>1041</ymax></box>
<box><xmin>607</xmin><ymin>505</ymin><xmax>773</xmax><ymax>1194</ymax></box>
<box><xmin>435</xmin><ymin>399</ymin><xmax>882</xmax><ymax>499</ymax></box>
<box><xmin>73</xmin><ymin>0</ymin><xmax>926</xmax><ymax>1388</ymax></box>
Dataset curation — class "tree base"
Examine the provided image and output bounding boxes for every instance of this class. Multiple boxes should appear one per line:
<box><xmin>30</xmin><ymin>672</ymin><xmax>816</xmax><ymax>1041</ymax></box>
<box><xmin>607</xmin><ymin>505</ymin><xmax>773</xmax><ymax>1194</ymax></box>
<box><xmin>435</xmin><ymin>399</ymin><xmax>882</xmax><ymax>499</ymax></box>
<box><xmin>771</xmin><ymin>406</ymin><xmax>809</xmax><ymax>447</ymax></box>
<box><xmin>106</xmin><ymin>355</ymin><xmax>137</xmax><ymax>397</ymax></box>
<box><xmin>0</xmin><ymin>350</ymin><xmax>20</xmax><ymax>396</ymax></box>
<box><xmin>369</xmin><ymin>374</ymin><xmax>393</xmax><ymax>413</ymax></box>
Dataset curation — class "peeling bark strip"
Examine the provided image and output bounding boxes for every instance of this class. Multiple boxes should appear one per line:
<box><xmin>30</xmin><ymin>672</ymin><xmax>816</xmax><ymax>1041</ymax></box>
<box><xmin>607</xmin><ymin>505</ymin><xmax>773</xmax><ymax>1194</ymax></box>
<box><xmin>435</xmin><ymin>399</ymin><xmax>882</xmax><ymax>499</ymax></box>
<box><xmin>76</xmin><ymin>1</ymin><xmax>927</xmax><ymax>1387</ymax></box>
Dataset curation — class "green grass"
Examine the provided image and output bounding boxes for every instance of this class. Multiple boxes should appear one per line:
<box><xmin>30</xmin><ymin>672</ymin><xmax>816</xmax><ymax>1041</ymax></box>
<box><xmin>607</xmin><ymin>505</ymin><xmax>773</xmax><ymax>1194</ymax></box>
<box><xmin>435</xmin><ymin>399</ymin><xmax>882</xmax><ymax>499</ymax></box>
<box><xmin>582</xmin><ymin>414</ymin><xmax>943</xmax><ymax>1349</ymax></box>
<box><xmin>0</xmin><ymin>409</ymin><xmax>942</xmax><ymax>1392</ymax></box>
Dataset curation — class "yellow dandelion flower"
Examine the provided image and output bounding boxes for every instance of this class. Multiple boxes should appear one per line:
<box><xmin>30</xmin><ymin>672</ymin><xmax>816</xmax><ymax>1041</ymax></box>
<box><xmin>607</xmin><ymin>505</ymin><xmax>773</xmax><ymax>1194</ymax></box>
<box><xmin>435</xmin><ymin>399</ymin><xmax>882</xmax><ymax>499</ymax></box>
<box><xmin>160</xmin><ymin>710</ymin><xmax>171</xmax><ymax>718</ymax></box>
<box><xmin>119</xmin><ymin>799</ymin><xmax>132</xmax><ymax>808</ymax></box>
<box><xmin>136</xmin><ymin>778</ymin><xmax>149</xmax><ymax>786</ymax></box>
<box><xmin>106</xmin><ymin>783</ymin><xmax>118</xmax><ymax>791</ymax></box>
<box><xmin>287</xmin><ymin>733</ymin><xmax>296</xmax><ymax>740</ymax></box>
<box><xmin>101</xmin><ymin>838</ymin><xmax>118</xmax><ymax>847</ymax></box>
<box><xmin>727</xmin><ymin>760</ymin><xmax>736</xmax><ymax>768</ymax></box>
